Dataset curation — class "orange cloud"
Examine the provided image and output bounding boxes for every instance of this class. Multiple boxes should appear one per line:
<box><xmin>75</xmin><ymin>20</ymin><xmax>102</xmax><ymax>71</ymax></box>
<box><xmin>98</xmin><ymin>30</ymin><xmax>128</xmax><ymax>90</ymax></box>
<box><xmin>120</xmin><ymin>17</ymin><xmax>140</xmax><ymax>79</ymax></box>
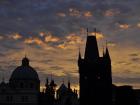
<box><xmin>66</xmin><ymin>33</ymin><xmax>82</xmax><ymax>44</ymax></box>
<box><xmin>45</xmin><ymin>33</ymin><xmax>60</xmax><ymax>43</ymax></box>
<box><xmin>57</xmin><ymin>43</ymin><xmax>66</xmax><ymax>49</ymax></box>
<box><xmin>0</xmin><ymin>35</ymin><xmax>4</xmax><ymax>40</ymax></box>
<box><xmin>57</xmin><ymin>33</ymin><xmax>83</xmax><ymax>49</ymax></box>
<box><xmin>119</xmin><ymin>24</ymin><xmax>130</xmax><ymax>29</ymax></box>
<box><xmin>83</xmin><ymin>11</ymin><xmax>92</xmax><ymax>17</ymax></box>
<box><xmin>39</xmin><ymin>32</ymin><xmax>46</xmax><ymax>37</ymax></box>
<box><xmin>107</xmin><ymin>42</ymin><xmax>116</xmax><ymax>47</ymax></box>
<box><xmin>89</xmin><ymin>32</ymin><xmax>104</xmax><ymax>40</ymax></box>
<box><xmin>104</xmin><ymin>9</ymin><xmax>120</xmax><ymax>17</ymax></box>
<box><xmin>24</xmin><ymin>38</ymin><xmax>34</xmax><ymax>44</ymax></box>
<box><xmin>24</xmin><ymin>37</ymin><xmax>44</xmax><ymax>45</ymax></box>
<box><xmin>137</xmin><ymin>23</ymin><xmax>140</xmax><ymax>28</ymax></box>
<box><xmin>11</xmin><ymin>33</ymin><xmax>22</xmax><ymax>40</ymax></box>
<box><xmin>57</xmin><ymin>12</ymin><xmax>66</xmax><ymax>17</ymax></box>
<box><xmin>34</xmin><ymin>38</ymin><xmax>44</xmax><ymax>45</ymax></box>
<box><xmin>69</xmin><ymin>8</ymin><xmax>81</xmax><ymax>17</ymax></box>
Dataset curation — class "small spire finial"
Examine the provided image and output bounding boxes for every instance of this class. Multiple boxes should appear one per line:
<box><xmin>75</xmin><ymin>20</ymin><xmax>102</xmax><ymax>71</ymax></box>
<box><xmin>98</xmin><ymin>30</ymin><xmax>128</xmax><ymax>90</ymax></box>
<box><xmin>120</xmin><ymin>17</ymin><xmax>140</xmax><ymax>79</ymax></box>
<box><xmin>67</xmin><ymin>76</ymin><xmax>71</xmax><ymax>90</ymax></box>
<box><xmin>78</xmin><ymin>47</ymin><xmax>82</xmax><ymax>60</ymax></box>
<box><xmin>103</xmin><ymin>45</ymin><xmax>105</xmax><ymax>56</ymax></box>
<box><xmin>104</xmin><ymin>40</ymin><xmax>111</xmax><ymax>61</ymax></box>
<box><xmin>106</xmin><ymin>40</ymin><xmax>108</xmax><ymax>48</ymax></box>
<box><xmin>22</xmin><ymin>57</ymin><xmax>29</xmax><ymax>66</ymax></box>
<box><xmin>79</xmin><ymin>47</ymin><xmax>81</xmax><ymax>55</ymax></box>
<box><xmin>46</xmin><ymin>77</ymin><xmax>49</xmax><ymax>85</ymax></box>
<box><xmin>62</xmin><ymin>78</ymin><xmax>64</xmax><ymax>84</ymax></box>
<box><xmin>50</xmin><ymin>74</ymin><xmax>52</xmax><ymax>81</ymax></box>
<box><xmin>2</xmin><ymin>71</ymin><xmax>5</xmax><ymax>82</ymax></box>
<box><xmin>94</xmin><ymin>28</ymin><xmax>97</xmax><ymax>36</ymax></box>
<box><xmin>87</xmin><ymin>28</ymin><xmax>88</xmax><ymax>36</ymax></box>
<box><xmin>25</xmin><ymin>53</ymin><xmax>27</xmax><ymax>58</ymax></box>
<box><xmin>24</xmin><ymin>43</ymin><xmax>27</xmax><ymax>57</ymax></box>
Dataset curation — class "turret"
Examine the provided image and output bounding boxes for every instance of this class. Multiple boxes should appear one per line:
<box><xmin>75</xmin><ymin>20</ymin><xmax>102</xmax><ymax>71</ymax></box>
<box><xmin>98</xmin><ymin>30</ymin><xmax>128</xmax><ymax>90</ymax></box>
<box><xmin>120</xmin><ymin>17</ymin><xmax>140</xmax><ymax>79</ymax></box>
<box><xmin>84</xmin><ymin>28</ymin><xmax>99</xmax><ymax>61</ymax></box>
<box><xmin>104</xmin><ymin>43</ymin><xmax>111</xmax><ymax>63</ymax></box>
<box><xmin>22</xmin><ymin>56</ymin><xmax>29</xmax><ymax>66</ymax></box>
<box><xmin>68</xmin><ymin>80</ymin><xmax>71</xmax><ymax>90</ymax></box>
<box><xmin>105</xmin><ymin>47</ymin><xmax>110</xmax><ymax>59</ymax></box>
<box><xmin>45</xmin><ymin>77</ymin><xmax>49</xmax><ymax>87</ymax></box>
<box><xmin>78</xmin><ymin>49</ymin><xmax>82</xmax><ymax>66</ymax></box>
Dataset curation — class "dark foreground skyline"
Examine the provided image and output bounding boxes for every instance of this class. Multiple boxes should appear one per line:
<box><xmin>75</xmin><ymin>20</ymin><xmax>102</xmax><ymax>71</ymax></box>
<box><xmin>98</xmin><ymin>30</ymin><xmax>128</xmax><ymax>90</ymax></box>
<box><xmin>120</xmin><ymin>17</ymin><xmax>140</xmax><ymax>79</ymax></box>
<box><xmin>0</xmin><ymin>34</ymin><xmax>139</xmax><ymax>105</ymax></box>
<box><xmin>0</xmin><ymin>0</ymin><xmax>140</xmax><ymax>89</ymax></box>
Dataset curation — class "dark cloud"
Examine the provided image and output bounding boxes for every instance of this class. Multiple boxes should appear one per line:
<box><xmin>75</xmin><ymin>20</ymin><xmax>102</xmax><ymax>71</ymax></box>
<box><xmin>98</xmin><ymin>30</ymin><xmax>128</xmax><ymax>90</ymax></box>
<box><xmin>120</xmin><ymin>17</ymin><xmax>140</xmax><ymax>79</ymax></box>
<box><xmin>117</xmin><ymin>61</ymin><xmax>132</xmax><ymax>65</ymax></box>
<box><xmin>0</xmin><ymin>52</ymin><xmax>6</xmax><ymax>57</ymax></box>
<box><xmin>129</xmin><ymin>53</ymin><xmax>139</xmax><ymax>57</ymax></box>
<box><xmin>131</xmin><ymin>58</ymin><xmax>140</xmax><ymax>62</ymax></box>
<box><xmin>34</xmin><ymin>59</ymin><xmax>53</xmax><ymax>63</ymax></box>
<box><xmin>50</xmin><ymin>66</ymin><xmax>64</xmax><ymax>70</ymax></box>
<box><xmin>0</xmin><ymin>0</ymin><xmax>139</xmax><ymax>37</ymax></box>
<box><xmin>113</xmin><ymin>76</ymin><xmax>140</xmax><ymax>84</ymax></box>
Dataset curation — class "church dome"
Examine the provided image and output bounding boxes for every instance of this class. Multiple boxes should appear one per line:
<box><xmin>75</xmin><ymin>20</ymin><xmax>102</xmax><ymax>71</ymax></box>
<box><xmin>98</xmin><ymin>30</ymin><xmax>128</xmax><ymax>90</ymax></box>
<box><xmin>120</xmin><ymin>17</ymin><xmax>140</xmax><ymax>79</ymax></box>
<box><xmin>0</xmin><ymin>82</ymin><xmax>7</xmax><ymax>87</ymax></box>
<box><xmin>10</xmin><ymin>57</ymin><xmax>39</xmax><ymax>81</ymax></box>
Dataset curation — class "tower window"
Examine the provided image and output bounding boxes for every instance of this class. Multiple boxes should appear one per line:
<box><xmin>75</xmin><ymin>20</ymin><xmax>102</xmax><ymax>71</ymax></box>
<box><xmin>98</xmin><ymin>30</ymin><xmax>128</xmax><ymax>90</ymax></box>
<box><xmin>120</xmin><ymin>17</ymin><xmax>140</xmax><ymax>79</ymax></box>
<box><xmin>84</xmin><ymin>76</ymin><xmax>87</xmax><ymax>80</ymax></box>
<box><xmin>97</xmin><ymin>76</ymin><xmax>100</xmax><ymax>79</ymax></box>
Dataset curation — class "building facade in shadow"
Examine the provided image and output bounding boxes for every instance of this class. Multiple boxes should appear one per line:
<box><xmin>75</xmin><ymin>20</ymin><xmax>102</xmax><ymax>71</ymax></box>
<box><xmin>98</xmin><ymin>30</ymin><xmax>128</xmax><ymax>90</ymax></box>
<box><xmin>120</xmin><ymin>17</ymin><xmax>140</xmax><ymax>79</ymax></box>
<box><xmin>0</xmin><ymin>57</ymin><xmax>78</xmax><ymax>105</ymax></box>
<box><xmin>78</xmin><ymin>29</ymin><xmax>112</xmax><ymax>105</ymax></box>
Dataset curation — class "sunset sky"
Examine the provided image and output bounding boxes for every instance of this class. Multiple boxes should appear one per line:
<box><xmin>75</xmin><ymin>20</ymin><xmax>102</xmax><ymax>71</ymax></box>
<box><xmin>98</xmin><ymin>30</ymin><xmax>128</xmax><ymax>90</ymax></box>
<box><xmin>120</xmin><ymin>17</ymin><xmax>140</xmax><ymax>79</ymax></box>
<box><xmin>0</xmin><ymin>0</ymin><xmax>140</xmax><ymax>90</ymax></box>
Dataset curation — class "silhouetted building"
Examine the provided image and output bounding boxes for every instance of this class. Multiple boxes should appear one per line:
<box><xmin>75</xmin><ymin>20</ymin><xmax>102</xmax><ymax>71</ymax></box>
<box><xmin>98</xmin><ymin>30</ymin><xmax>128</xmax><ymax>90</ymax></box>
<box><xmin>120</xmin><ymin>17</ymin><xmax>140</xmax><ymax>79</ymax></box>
<box><xmin>0</xmin><ymin>57</ymin><xmax>79</xmax><ymax>105</ymax></box>
<box><xmin>0</xmin><ymin>29</ymin><xmax>140</xmax><ymax>105</ymax></box>
<box><xmin>115</xmin><ymin>85</ymin><xmax>138</xmax><ymax>105</ymax></box>
<box><xmin>78</xmin><ymin>29</ymin><xmax>112</xmax><ymax>105</ymax></box>
<box><xmin>39</xmin><ymin>78</ymin><xmax>57</xmax><ymax>105</ymax></box>
<box><xmin>0</xmin><ymin>56</ymin><xmax>40</xmax><ymax>105</ymax></box>
<box><xmin>134</xmin><ymin>89</ymin><xmax>140</xmax><ymax>105</ymax></box>
<box><xmin>56</xmin><ymin>81</ymin><xmax>79</xmax><ymax>105</ymax></box>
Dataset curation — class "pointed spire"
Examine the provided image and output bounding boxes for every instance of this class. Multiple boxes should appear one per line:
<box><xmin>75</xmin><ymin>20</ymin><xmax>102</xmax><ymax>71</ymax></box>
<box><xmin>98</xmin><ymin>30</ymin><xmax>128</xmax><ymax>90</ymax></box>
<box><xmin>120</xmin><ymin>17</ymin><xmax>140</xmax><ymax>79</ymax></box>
<box><xmin>25</xmin><ymin>52</ymin><xmax>27</xmax><ymax>58</ymax></box>
<box><xmin>68</xmin><ymin>79</ymin><xmax>71</xmax><ymax>90</ymax></box>
<box><xmin>78</xmin><ymin>47</ymin><xmax>82</xmax><ymax>60</ymax></box>
<box><xmin>105</xmin><ymin>47</ymin><xmax>110</xmax><ymax>58</ymax></box>
<box><xmin>22</xmin><ymin>56</ymin><xmax>29</xmax><ymax>66</ymax></box>
<box><xmin>62</xmin><ymin>78</ymin><xmax>64</xmax><ymax>84</ymax></box>
<box><xmin>105</xmin><ymin>40</ymin><xmax>109</xmax><ymax>55</ymax></box>
<box><xmin>106</xmin><ymin>40</ymin><xmax>108</xmax><ymax>48</ymax></box>
<box><xmin>78</xmin><ymin>47</ymin><xmax>82</xmax><ymax>66</ymax></box>
<box><xmin>50</xmin><ymin>79</ymin><xmax>57</xmax><ymax>87</ymax></box>
<box><xmin>2</xmin><ymin>76</ymin><xmax>4</xmax><ymax>82</ymax></box>
<box><xmin>84</xmin><ymin>28</ymin><xmax>99</xmax><ymax>61</ymax></box>
<box><xmin>50</xmin><ymin>73</ymin><xmax>52</xmax><ymax>81</ymax></box>
<box><xmin>103</xmin><ymin>45</ymin><xmax>105</xmax><ymax>57</ymax></box>
<box><xmin>94</xmin><ymin>28</ymin><xmax>97</xmax><ymax>36</ymax></box>
<box><xmin>2</xmin><ymin>71</ymin><xmax>5</xmax><ymax>83</ymax></box>
<box><xmin>24</xmin><ymin>44</ymin><xmax>28</xmax><ymax>58</ymax></box>
<box><xmin>105</xmin><ymin>41</ymin><xmax>111</xmax><ymax>61</ymax></box>
<box><xmin>46</xmin><ymin>77</ymin><xmax>49</xmax><ymax>86</ymax></box>
<box><xmin>87</xmin><ymin>28</ymin><xmax>89</xmax><ymax>36</ymax></box>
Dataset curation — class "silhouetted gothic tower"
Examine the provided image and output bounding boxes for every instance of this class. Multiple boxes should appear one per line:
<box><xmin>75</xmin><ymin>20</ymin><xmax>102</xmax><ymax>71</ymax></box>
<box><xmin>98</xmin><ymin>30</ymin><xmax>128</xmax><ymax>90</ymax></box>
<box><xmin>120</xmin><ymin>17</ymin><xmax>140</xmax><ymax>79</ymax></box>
<box><xmin>78</xmin><ymin>29</ymin><xmax>112</xmax><ymax>105</ymax></box>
